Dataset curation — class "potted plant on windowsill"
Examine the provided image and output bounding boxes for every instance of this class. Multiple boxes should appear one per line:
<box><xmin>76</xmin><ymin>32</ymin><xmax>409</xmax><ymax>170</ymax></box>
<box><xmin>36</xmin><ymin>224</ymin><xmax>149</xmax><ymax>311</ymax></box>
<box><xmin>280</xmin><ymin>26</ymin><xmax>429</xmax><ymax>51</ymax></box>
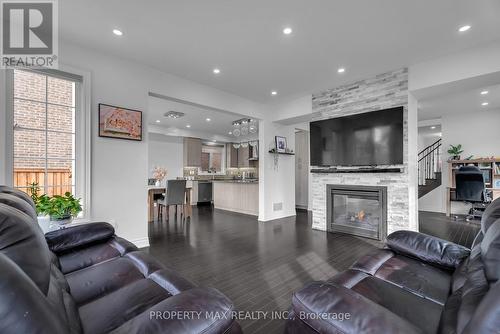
<box><xmin>28</xmin><ymin>183</ymin><xmax>51</xmax><ymax>230</ymax></box>
<box><xmin>447</xmin><ymin>144</ymin><xmax>464</xmax><ymax>161</ymax></box>
<box><xmin>46</xmin><ymin>192</ymin><xmax>82</xmax><ymax>225</ymax></box>
<box><xmin>28</xmin><ymin>183</ymin><xmax>82</xmax><ymax>226</ymax></box>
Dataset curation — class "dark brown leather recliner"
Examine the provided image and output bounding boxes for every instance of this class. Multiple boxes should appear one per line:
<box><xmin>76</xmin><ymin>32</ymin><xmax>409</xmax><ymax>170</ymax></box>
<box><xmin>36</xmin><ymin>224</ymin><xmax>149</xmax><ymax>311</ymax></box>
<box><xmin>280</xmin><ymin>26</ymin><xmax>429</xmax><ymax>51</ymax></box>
<box><xmin>286</xmin><ymin>197</ymin><xmax>500</xmax><ymax>334</ymax></box>
<box><xmin>0</xmin><ymin>186</ymin><xmax>242</xmax><ymax>334</ymax></box>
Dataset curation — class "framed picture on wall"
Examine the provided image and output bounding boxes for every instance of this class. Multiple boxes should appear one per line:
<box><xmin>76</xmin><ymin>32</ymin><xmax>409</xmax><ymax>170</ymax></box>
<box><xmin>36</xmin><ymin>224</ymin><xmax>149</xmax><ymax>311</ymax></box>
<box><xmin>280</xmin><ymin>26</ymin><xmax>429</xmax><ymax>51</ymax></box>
<box><xmin>275</xmin><ymin>136</ymin><xmax>287</xmax><ymax>153</ymax></box>
<box><xmin>98</xmin><ymin>104</ymin><xmax>143</xmax><ymax>141</ymax></box>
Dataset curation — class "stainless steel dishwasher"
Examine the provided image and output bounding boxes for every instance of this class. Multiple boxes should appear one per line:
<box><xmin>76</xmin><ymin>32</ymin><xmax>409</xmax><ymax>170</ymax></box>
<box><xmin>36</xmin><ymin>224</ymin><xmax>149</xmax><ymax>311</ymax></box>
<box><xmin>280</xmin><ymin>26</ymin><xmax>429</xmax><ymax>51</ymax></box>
<box><xmin>197</xmin><ymin>181</ymin><xmax>213</xmax><ymax>204</ymax></box>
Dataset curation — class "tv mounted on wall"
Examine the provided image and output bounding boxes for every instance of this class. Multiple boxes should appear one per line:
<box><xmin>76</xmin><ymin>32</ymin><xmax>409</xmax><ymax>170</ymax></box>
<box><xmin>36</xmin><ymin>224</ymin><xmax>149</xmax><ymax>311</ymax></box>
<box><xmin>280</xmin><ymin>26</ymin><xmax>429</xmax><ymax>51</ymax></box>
<box><xmin>310</xmin><ymin>106</ymin><xmax>404</xmax><ymax>167</ymax></box>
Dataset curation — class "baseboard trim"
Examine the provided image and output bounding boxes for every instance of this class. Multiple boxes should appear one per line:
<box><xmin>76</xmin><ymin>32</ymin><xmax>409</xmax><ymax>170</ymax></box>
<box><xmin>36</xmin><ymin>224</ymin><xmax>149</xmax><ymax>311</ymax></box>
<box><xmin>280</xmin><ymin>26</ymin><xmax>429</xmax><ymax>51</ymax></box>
<box><xmin>258</xmin><ymin>211</ymin><xmax>297</xmax><ymax>222</ymax></box>
<box><xmin>130</xmin><ymin>237</ymin><xmax>150</xmax><ymax>249</ymax></box>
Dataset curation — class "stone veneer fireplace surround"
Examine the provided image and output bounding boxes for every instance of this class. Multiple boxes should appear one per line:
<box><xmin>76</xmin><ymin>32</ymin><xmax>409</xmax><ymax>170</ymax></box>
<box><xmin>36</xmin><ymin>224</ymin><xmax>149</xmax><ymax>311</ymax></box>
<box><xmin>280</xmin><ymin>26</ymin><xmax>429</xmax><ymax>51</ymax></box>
<box><xmin>311</xmin><ymin>68</ymin><xmax>416</xmax><ymax>236</ymax></box>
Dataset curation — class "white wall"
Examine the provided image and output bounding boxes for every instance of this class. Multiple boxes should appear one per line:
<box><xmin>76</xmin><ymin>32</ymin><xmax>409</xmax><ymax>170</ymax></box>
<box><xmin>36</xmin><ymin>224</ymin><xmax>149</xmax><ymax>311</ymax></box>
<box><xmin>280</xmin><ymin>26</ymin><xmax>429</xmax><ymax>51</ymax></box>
<box><xmin>418</xmin><ymin>132</ymin><xmax>441</xmax><ymax>151</ymax></box>
<box><xmin>55</xmin><ymin>42</ymin><xmax>270</xmax><ymax>245</ymax></box>
<box><xmin>148</xmin><ymin>134</ymin><xmax>184</xmax><ymax>180</ymax></box>
<box><xmin>258</xmin><ymin>120</ymin><xmax>296</xmax><ymax>221</ymax></box>
<box><xmin>270</xmin><ymin>94</ymin><xmax>313</xmax><ymax>123</ymax></box>
<box><xmin>419</xmin><ymin>109</ymin><xmax>500</xmax><ymax>213</ymax></box>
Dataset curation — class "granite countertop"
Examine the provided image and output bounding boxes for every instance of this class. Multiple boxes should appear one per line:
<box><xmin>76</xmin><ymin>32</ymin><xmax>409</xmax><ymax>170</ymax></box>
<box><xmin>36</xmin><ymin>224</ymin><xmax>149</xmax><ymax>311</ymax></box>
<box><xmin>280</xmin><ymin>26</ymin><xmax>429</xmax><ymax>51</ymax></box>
<box><xmin>212</xmin><ymin>179</ymin><xmax>259</xmax><ymax>184</ymax></box>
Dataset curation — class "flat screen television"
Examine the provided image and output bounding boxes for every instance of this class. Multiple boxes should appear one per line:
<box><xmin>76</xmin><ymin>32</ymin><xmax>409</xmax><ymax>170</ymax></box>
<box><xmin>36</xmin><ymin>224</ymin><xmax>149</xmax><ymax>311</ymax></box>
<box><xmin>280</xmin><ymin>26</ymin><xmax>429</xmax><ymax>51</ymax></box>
<box><xmin>310</xmin><ymin>106</ymin><xmax>404</xmax><ymax>167</ymax></box>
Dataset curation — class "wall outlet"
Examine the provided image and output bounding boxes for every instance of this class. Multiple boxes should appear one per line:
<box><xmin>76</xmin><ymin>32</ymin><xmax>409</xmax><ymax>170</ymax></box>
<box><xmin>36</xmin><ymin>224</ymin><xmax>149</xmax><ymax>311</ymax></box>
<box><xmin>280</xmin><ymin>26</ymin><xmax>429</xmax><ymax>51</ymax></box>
<box><xmin>273</xmin><ymin>202</ymin><xmax>283</xmax><ymax>211</ymax></box>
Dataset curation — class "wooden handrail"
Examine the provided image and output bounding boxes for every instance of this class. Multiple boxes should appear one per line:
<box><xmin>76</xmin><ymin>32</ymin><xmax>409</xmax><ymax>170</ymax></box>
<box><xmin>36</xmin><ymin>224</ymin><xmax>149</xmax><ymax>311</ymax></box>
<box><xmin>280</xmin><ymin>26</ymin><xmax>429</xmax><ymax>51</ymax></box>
<box><xmin>418</xmin><ymin>138</ymin><xmax>442</xmax><ymax>157</ymax></box>
<box><xmin>418</xmin><ymin>142</ymin><xmax>442</xmax><ymax>163</ymax></box>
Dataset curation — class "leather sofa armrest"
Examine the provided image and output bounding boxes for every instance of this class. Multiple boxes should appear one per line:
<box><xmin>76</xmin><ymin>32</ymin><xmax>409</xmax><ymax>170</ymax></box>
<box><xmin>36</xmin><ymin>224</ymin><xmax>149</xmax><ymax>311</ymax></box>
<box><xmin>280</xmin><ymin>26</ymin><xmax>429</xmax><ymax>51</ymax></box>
<box><xmin>45</xmin><ymin>222</ymin><xmax>115</xmax><ymax>253</ymax></box>
<box><xmin>289</xmin><ymin>281</ymin><xmax>423</xmax><ymax>334</ymax></box>
<box><xmin>108</xmin><ymin>287</ymin><xmax>241</xmax><ymax>334</ymax></box>
<box><xmin>386</xmin><ymin>230</ymin><xmax>470</xmax><ymax>269</ymax></box>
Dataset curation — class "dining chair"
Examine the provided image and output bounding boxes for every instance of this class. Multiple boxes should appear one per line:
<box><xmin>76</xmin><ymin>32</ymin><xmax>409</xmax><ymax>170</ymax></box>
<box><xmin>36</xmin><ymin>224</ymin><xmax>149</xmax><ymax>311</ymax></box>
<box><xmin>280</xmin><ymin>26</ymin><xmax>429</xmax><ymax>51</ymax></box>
<box><xmin>159</xmin><ymin>180</ymin><xmax>187</xmax><ymax>221</ymax></box>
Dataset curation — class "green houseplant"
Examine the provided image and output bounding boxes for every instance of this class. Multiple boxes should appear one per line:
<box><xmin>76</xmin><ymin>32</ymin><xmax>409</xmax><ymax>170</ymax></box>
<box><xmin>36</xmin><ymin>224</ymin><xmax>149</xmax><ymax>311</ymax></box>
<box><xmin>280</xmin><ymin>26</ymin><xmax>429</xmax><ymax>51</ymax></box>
<box><xmin>28</xmin><ymin>183</ymin><xmax>82</xmax><ymax>224</ymax></box>
<box><xmin>28</xmin><ymin>182</ymin><xmax>50</xmax><ymax>216</ymax></box>
<box><xmin>46</xmin><ymin>192</ymin><xmax>82</xmax><ymax>224</ymax></box>
<box><xmin>447</xmin><ymin>144</ymin><xmax>464</xmax><ymax>160</ymax></box>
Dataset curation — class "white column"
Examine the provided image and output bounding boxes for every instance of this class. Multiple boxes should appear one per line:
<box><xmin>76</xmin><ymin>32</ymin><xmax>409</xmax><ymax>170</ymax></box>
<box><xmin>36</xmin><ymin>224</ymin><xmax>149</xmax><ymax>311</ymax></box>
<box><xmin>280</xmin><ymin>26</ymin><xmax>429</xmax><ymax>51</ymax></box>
<box><xmin>258</xmin><ymin>120</ymin><xmax>296</xmax><ymax>221</ymax></box>
<box><xmin>407</xmin><ymin>93</ymin><xmax>419</xmax><ymax>231</ymax></box>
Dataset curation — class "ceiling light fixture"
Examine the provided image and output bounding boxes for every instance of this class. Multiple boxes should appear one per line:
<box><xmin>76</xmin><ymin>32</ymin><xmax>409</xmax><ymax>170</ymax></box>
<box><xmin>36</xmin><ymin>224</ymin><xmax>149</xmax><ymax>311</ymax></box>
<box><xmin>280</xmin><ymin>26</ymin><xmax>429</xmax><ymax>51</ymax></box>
<box><xmin>228</xmin><ymin>131</ymin><xmax>232</xmax><ymax>135</ymax></box>
<box><xmin>271</xmin><ymin>91</ymin><xmax>277</xmax><ymax>96</ymax></box>
<box><xmin>458</xmin><ymin>25</ymin><xmax>471</xmax><ymax>32</ymax></box>
<box><xmin>481</xmin><ymin>90</ymin><xmax>489</xmax><ymax>95</ymax></box>
<box><xmin>283</xmin><ymin>27</ymin><xmax>292</xmax><ymax>35</ymax></box>
<box><xmin>232</xmin><ymin>118</ymin><xmax>257</xmax><ymax>137</ymax></box>
<box><xmin>430</xmin><ymin>126</ymin><xmax>436</xmax><ymax>129</ymax></box>
<box><xmin>155</xmin><ymin>120</ymin><xmax>160</xmax><ymax>123</ymax></box>
<box><xmin>206</xmin><ymin>118</ymin><xmax>211</xmax><ymax>122</ymax></box>
<box><xmin>213</xmin><ymin>68</ymin><xmax>220</xmax><ymax>74</ymax></box>
<box><xmin>337</xmin><ymin>67</ymin><xmax>346</xmax><ymax>73</ymax></box>
<box><xmin>112</xmin><ymin>29</ymin><xmax>123</xmax><ymax>36</ymax></box>
<box><xmin>481</xmin><ymin>102</ymin><xmax>489</xmax><ymax>106</ymax></box>
<box><xmin>164</xmin><ymin>111</ymin><xmax>185</xmax><ymax>119</ymax></box>
<box><xmin>186</xmin><ymin>124</ymin><xmax>191</xmax><ymax>128</ymax></box>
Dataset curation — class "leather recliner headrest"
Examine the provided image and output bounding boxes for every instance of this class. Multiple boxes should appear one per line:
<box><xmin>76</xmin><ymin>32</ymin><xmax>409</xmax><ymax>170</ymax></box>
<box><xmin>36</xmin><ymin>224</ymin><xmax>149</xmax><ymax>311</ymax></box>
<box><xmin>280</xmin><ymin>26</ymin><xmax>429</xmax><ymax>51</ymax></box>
<box><xmin>480</xmin><ymin>219</ymin><xmax>500</xmax><ymax>282</ymax></box>
<box><xmin>0</xmin><ymin>185</ymin><xmax>36</xmax><ymax>210</ymax></box>
<box><xmin>0</xmin><ymin>203</ymin><xmax>51</xmax><ymax>295</ymax></box>
<box><xmin>0</xmin><ymin>193</ymin><xmax>38</xmax><ymax>221</ymax></box>
<box><xmin>481</xmin><ymin>197</ymin><xmax>500</xmax><ymax>233</ymax></box>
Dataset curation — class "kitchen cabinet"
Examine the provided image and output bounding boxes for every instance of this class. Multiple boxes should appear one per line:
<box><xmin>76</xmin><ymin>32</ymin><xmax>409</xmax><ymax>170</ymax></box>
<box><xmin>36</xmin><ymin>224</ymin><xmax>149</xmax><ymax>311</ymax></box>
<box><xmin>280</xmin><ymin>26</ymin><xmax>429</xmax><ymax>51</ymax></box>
<box><xmin>226</xmin><ymin>143</ymin><xmax>239</xmax><ymax>168</ymax></box>
<box><xmin>213</xmin><ymin>181</ymin><xmax>258</xmax><ymax>216</ymax></box>
<box><xmin>183</xmin><ymin>137</ymin><xmax>202</xmax><ymax>167</ymax></box>
<box><xmin>249</xmin><ymin>143</ymin><xmax>258</xmax><ymax>161</ymax></box>
<box><xmin>237</xmin><ymin>145</ymin><xmax>250</xmax><ymax>167</ymax></box>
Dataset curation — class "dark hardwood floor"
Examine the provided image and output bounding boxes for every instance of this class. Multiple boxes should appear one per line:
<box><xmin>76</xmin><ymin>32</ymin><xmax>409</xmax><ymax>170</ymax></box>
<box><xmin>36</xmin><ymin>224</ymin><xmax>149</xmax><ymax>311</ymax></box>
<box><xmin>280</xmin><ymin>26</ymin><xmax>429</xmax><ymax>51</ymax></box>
<box><xmin>419</xmin><ymin>211</ymin><xmax>481</xmax><ymax>248</ymax></box>
<box><xmin>146</xmin><ymin>206</ymin><xmax>480</xmax><ymax>333</ymax></box>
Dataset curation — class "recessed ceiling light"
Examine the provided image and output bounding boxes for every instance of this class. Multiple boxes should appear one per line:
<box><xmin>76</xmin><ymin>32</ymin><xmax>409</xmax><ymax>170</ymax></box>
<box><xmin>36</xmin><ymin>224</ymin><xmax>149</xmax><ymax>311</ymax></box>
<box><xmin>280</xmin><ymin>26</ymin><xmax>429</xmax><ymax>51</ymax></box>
<box><xmin>481</xmin><ymin>90</ymin><xmax>489</xmax><ymax>95</ymax></box>
<box><xmin>283</xmin><ymin>27</ymin><xmax>292</xmax><ymax>35</ymax></box>
<box><xmin>206</xmin><ymin>118</ymin><xmax>211</xmax><ymax>122</ymax></box>
<box><xmin>481</xmin><ymin>102</ymin><xmax>489</xmax><ymax>106</ymax></box>
<box><xmin>213</xmin><ymin>68</ymin><xmax>220</xmax><ymax>74</ymax></box>
<box><xmin>186</xmin><ymin>124</ymin><xmax>191</xmax><ymax>128</ymax></box>
<box><xmin>458</xmin><ymin>25</ymin><xmax>471</xmax><ymax>32</ymax></box>
<box><xmin>337</xmin><ymin>67</ymin><xmax>346</xmax><ymax>73</ymax></box>
<box><xmin>430</xmin><ymin>126</ymin><xmax>436</xmax><ymax>129</ymax></box>
<box><xmin>228</xmin><ymin>131</ymin><xmax>232</xmax><ymax>135</ymax></box>
<box><xmin>112</xmin><ymin>29</ymin><xmax>123</xmax><ymax>36</ymax></box>
<box><xmin>155</xmin><ymin>120</ymin><xmax>160</xmax><ymax>123</ymax></box>
<box><xmin>271</xmin><ymin>91</ymin><xmax>278</xmax><ymax>96</ymax></box>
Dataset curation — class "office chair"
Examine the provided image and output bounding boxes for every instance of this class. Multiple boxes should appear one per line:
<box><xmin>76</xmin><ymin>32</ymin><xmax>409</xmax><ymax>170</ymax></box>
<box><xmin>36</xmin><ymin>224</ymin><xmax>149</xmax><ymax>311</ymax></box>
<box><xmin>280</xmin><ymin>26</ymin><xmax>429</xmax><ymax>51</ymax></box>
<box><xmin>455</xmin><ymin>166</ymin><xmax>486</xmax><ymax>221</ymax></box>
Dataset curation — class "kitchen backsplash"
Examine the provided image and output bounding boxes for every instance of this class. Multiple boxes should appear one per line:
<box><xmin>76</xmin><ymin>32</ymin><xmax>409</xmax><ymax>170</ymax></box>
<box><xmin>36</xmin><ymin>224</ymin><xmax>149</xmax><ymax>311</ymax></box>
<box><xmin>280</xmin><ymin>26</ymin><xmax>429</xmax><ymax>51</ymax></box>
<box><xmin>183</xmin><ymin>167</ymin><xmax>258</xmax><ymax>179</ymax></box>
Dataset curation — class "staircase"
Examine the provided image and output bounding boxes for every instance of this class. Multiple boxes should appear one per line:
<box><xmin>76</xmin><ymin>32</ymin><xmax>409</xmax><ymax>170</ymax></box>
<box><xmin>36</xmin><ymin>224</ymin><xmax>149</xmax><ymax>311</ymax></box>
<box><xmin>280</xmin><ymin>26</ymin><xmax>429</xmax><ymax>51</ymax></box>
<box><xmin>418</xmin><ymin>139</ymin><xmax>442</xmax><ymax>198</ymax></box>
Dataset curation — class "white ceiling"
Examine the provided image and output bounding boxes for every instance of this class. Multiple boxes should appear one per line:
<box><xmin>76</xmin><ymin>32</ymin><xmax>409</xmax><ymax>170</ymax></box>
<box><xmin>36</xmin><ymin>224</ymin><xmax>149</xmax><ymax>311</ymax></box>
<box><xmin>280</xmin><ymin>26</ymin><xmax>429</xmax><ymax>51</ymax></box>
<box><xmin>60</xmin><ymin>0</ymin><xmax>500</xmax><ymax>103</ymax></box>
<box><xmin>418</xmin><ymin>83</ymin><xmax>500</xmax><ymax>120</ymax></box>
<box><xmin>148</xmin><ymin>96</ymin><xmax>257</xmax><ymax>142</ymax></box>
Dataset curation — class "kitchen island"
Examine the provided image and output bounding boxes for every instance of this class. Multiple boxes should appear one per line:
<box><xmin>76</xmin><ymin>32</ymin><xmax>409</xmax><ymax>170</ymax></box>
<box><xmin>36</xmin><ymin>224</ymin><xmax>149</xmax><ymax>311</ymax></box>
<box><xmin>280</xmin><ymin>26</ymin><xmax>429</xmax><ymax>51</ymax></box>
<box><xmin>212</xmin><ymin>180</ymin><xmax>258</xmax><ymax>216</ymax></box>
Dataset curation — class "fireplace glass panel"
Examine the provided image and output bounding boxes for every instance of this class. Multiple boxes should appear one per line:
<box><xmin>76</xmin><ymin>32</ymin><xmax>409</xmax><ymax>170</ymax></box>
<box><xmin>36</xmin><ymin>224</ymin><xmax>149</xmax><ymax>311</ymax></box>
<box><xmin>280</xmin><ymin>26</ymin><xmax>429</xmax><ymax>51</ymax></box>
<box><xmin>331</xmin><ymin>192</ymin><xmax>382</xmax><ymax>238</ymax></box>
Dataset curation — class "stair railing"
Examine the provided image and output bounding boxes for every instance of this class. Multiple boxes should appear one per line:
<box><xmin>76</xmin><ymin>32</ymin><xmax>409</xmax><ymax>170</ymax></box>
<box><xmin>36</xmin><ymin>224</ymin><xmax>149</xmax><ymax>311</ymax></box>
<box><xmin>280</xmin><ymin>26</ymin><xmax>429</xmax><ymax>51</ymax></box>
<box><xmin>418</xmin><ymin>139</ymin><xmax>442</xmax><ymax>186</ymax></box>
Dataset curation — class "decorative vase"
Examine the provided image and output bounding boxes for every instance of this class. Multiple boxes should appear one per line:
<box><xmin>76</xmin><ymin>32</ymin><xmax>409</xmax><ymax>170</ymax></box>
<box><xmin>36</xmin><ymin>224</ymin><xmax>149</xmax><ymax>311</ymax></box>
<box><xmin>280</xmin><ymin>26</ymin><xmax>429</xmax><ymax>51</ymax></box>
<box><xmin>155</xmin><ymin>179</ymin><xmax>161</xmax><ymax>187</ymax></box>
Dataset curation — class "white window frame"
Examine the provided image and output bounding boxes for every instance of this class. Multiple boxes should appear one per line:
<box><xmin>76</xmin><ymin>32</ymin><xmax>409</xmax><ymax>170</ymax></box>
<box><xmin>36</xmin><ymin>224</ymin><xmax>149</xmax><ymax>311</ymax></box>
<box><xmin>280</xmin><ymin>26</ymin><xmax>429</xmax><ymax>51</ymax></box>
<box><xmin>5</xmin><ymin>65</ymin><xmax>91</xmax><ymax>218</ymax></box>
